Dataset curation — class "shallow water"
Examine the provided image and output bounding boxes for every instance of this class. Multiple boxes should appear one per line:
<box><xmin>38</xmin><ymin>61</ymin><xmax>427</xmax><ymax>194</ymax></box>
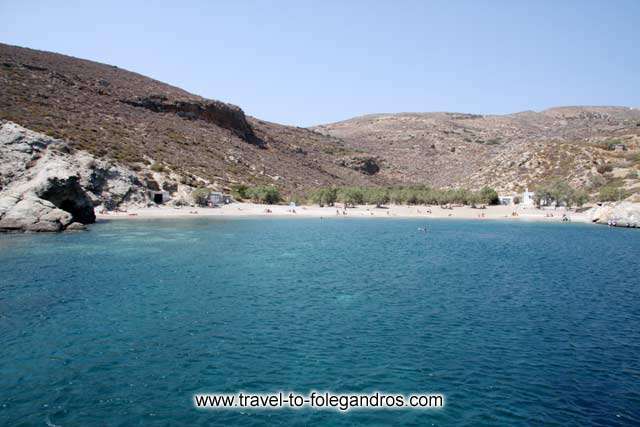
<box><xmin>1</xmin><ymin>218</ymin><xmax>639</xmax><ymax>426</ymax></box>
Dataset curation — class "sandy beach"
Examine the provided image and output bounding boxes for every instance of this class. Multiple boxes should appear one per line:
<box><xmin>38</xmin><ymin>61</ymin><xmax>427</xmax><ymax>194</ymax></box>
<box><xmin>97</xmin><ymin>203</ymin><xmax>591</xmax><ymax>223</ymax></box>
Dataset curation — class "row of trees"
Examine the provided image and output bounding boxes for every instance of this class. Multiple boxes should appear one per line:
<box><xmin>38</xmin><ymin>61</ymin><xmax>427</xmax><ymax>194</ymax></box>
<box><xmin>307</xmin><ymin>185</ymin><xmax>500</xmax><ymax>207</ymax></box>
<box><xmin>532</xmin><ymin>179</ymin><xmax>630</xmax><ymax>207</ymax></box>
<box><xmin>233</xmin><ymin>185</ymin><xmax>281</xmax><ymax>204</ymax></box>
<box><xmin>196</xmin><ymin>180</ymin><xmax>625</xmax><ymax>208</ymax></box>
<box><xmin>533</xmin><ymin>181</ymin><xmax>589</xmax><ymax>208</ymax></box>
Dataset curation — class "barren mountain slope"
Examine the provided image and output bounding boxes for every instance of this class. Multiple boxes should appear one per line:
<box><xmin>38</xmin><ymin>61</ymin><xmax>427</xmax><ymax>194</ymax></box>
<box><xmin>313</xmin><ymin>109</ymin><xmax>640</xmax><ymax>192</ymax></box>
<box><xmin>0</xmin><ymin>43</ymin><xmax>383</xmax><ymax>195</ymax></box>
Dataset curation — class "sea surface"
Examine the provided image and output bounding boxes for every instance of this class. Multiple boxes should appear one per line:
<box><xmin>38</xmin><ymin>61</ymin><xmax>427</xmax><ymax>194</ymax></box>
<box><xmin>1</xmin><ymin>218</ymin><xmax>639</xmax><ymax>426</ymax></box>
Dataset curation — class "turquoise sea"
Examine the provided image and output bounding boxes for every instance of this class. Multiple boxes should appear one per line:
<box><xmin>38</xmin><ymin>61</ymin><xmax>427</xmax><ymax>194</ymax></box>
<box><xmin>1</xmin><ymin>218</ymin><xmax>639</xmax><ymax>426</ymax></box>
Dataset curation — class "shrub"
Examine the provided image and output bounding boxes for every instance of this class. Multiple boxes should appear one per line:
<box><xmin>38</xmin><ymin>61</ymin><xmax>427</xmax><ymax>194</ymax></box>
<box><xmin>571</xmin><ymin>189</ymin><xmax>590</xmax><ymax>207</ymax></box>
<box><xmin>309</xmin><ymin>187</ymin><xmax>338</xmax><ymax>207</ymax></box>
<box><xmin>231</xmin><ymin>184</ymin><xmax>249</xmax><ymax>201</ymax></box>
<box><xmin>364</xmin><ymin>188</ymin><xmax>390</xmax><ymax>207</ymax></box>
<box><xmin>596</xmin><ymin>163</ymin><xmax>613</xmax><ymax>174</ymax></box>
<box><xmin>150</xmin><ymin>163</ymin><xmax>166</xmax><ymax>173</ymax></box>
<box><xmin>534</xmin><ymin>180</ymin><xmax>578</xmax><ymax>207</ymax></box>
<box><xmin>191</xmin><ymin>188</ymin><xmax>212</xmax><ymax>206</ymax></box>
<box><xmin>337</xmin><ymin>187</ymin><xmax>365</xmax><ymax>207</ymax></box>
<box><xmin>598</xmin><ymin>186</ymin><xmax>630</xmax><ymax>202</ymax></box>
<box><xmin>478</xmin><ymin>187</ymin><xmax>500</xmax><ymax>205</ymax></box>
<box><xmin>246</xmin><ymin>186</ymin><xmax>281</xmax><ymax>204</ymax></box>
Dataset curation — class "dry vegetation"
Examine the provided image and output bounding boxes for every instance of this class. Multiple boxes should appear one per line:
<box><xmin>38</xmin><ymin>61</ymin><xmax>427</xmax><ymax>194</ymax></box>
<box><xmin>313</xmin><ymin>109</ymin><xmax>640</xmax><ymax>197</ymax></box>
<box><xmin>2</xmin><ymin>42</ymin><xmax>639</xmax><ymax>200</ymax></box>
<box><xmin>0</xmin><ymin>43</ymin><xmax>383</xmax><ymax>194</ymax></box>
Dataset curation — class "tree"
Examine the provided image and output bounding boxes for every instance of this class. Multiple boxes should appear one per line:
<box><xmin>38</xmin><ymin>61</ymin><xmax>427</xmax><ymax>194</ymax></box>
<box><xmin>310</xmin><ymin>187</ymin><xmax>338</xmax><ymax>206</ymax></box>
<box><xmin>598</xmin><ymin>186</ymin><xmax>629</xmax><ymax>202</ymax></box>
<box><xmin>338</xmin><ymin>187</ymin><xmax>364</xmax><ymax>207</ymax></box>
<box><xmin>571</xmin><ymin>189</ymin><xmax>589</xmax><ymax>207</ymax></box>
<box><xmin>533</xmin><ymin>183</ymin><xmax>553</xmax><ymax>208</ymax></box>
<box><xmin>366</xmin><ymin>188</ymin><xmax>390</xmax><ymax>207</ymax></box>
<box><xmin>466</xmin><ymin>192</ymin><xmax>482</xmax><ymax>207</ymax></box>
<box><xmin>246</xmin><ymin>186</ymin><xmax>281</xmax><ymax>204</ymax></box>
<box><xmin>549</xmin><ymin>180</ymin><xmax>574</xmax><ymax>208</ymax></box>
<box><xmin>231</xmin><ymin>184</ymin><xmax>249</xmax><ymax>200</ymax></box>
<box><xmin>478</xmin><ymin>187</ymin><xmax>500</xmax><ymax>205</ymax></box>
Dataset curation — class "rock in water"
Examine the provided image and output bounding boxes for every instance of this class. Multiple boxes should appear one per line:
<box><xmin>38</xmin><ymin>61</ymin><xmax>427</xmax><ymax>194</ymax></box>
<box><xmin>65</xmin><ymin>222</ymin><xmax>87</xmax><ymax>231</ymax></box>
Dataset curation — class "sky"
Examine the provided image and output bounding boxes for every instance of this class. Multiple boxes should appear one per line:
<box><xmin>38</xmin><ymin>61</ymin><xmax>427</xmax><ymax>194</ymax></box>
<box><xmin>1</xmin><ymin>0</ymin><xmax>639</xmax><ymax>126</ymax></box>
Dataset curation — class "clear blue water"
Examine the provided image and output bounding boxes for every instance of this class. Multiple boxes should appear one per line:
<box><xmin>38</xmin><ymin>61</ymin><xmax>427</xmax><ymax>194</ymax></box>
<box><xmin>1</xmin><ymin>218</ymin><xmax>639</xmax><ymax>426</ymax></box>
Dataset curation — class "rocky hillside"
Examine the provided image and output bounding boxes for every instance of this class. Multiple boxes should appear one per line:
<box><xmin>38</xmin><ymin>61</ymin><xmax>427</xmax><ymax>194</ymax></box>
<box><xmin>313</xmin><ymin>108</ymin><xmax>640</xmax><ymax>195</ymax></box>
<box><xmin>2</xmin><ymin>42</ymin><xmax>640</xmax><ymax>206</ymax></box>
<box><xmin>0</xmin><ymin>43</ymin><xmax>385</xmax><ymax>196</ymax></box>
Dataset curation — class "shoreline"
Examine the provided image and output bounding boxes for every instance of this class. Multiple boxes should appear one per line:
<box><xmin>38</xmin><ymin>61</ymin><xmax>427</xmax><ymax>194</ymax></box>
<box><xmin>97</xmin><ymin>203</ymin><xmax>591</xmax><ymax>224</ymax></box>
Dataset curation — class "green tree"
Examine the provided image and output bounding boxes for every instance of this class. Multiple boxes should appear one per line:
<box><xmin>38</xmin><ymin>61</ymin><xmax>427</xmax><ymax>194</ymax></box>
<box><xmin>571</xmin><ymin>189</ymin><xmax>590</xmax><ymax>207</ymax></box>
<box><xmin>478</xmin><ymin>187</ymin><xmax>499</xmax><ymax>205</ymax></box>
<box><xmin>246</xmin><ymin>186</ymin><xmax>281</xmax><ymax>204</ymax></box>
<box><xmin>598</xmin><ymin>186</ymin><xmax>629</xmax><ymax>202</ymax></box>
<box><xmin>366</xmin><ymin>188</ymin><xmax>390</xmax><ymax>207</ymax></box>
<box><xmin>549</xmin><ymin>180</ymin><xmax>574</xmax><ymax>208</ymax></box>
<box><xmin>231</xmin><ymin>184</ymin><xmax>249</xmax><ymax>200</ymax></box>
<box><xmin>338</xmin><ymin>187</ymin><xmax>364</xmax><ymax>207</ymax></box>
<box><xmin>309</xmin><ymin>187</ymin><xmax>338</xmax><ymax>206</ymax></box>
<box><xmin>533</xmin><ymin>183</ymin><xmax>553</xmax><ymax>208</ymax></box>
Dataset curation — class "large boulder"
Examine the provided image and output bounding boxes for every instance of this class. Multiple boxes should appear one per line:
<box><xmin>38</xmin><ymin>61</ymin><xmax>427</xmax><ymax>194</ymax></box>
<box><xmin>0</xmin><ymin>194</ymin><xmax>72</xmax><ymax>232</ymax></box>
<box><xmin>590</xmin><ymin>202</ymin><xmax>640</xmax><ymax>227</ymax></box>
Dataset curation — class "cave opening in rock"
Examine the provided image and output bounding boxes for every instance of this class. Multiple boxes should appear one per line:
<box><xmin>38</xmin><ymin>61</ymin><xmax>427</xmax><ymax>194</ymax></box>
<box><xmin>38</xmin><ymin>178</ymin><xmax>96</xmax><ymax>224</ymax></box>
<box><xmin>58</xmin><ymin>199</ymin><xmax>92</xmax><ymax>223</ymax></box>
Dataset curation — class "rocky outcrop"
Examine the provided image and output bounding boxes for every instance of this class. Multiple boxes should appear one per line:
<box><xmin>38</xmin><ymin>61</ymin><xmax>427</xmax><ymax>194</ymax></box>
<box><xmin>76</xmin><ymin>153</ymin><xmax>146</xmax><ymax>210</ymax></box>
<box><xmin>0</xmin><ymin>122</ymin><xmax>147</xmax><ymax>232</ymax></box>
<box><xmin>590</xmin><ymin>202</ymin><xmax>640</xmax><ymax>227</ymax></box>
<box><xmin>337</xmin><ymin>156</ymin><xmax>381</xmax><ymax>175</ymax></box>
<box><xmin>0</xmin><ymin>194</ymin><xmax>72</xmax><ymax>232</ymax></box>
<box><xmin>121</xmin><ymin>95</ymin><xmax>265</xmax><ymax>148</ymax></box>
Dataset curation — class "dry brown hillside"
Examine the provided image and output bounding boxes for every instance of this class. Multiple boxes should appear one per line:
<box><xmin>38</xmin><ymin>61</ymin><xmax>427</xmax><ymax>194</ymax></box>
<box><xmin>313</xmin><ymin>108</ymin><xmax>640</xmax><ymax>194</ymax></box>
<box><xmin>2</xmin><ymin>43</ymin><xmax>640</xmax><ymax>198</ymax></box>
<box><xmin>0</xmin><ymin>43</ymin><xmax>384</xmax><ymax>195</ymax></box>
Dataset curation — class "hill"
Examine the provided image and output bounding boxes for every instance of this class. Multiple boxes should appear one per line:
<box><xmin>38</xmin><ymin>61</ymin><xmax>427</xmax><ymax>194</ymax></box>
<box><xmin>313</xmin><ymin>108</ymin><xmax>640</xmax><ymax>194</ymax></box>
<box><xmin>0</xmin><ymin>43</ymin><xmax>384</xmax><ymax>197</ymax></box>
<box><xmin>2</xmin><ymin>42</ymin><xmax>639</xmax><ymax>202</ymax></box>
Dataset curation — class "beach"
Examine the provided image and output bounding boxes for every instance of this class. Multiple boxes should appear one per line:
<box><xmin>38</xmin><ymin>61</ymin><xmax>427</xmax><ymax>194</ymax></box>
<box><xmin>97</xmin><ymin>203</ymin><xmax>591</xmax><ymax>223</ymax></box>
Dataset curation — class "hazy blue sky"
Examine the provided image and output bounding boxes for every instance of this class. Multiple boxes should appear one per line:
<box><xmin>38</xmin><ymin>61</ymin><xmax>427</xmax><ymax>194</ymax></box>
<box><xmin>1</xmin><ymin>0</ymin><xmax>638</xmax><ymax>126</ymax></box>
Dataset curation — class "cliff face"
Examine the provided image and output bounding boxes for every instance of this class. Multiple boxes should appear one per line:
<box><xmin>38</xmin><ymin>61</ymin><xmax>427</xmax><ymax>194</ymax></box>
<box><xmin>121</xmin><ymin>95</ymin><xmax>264</xmax><ymax>147</ymax></box>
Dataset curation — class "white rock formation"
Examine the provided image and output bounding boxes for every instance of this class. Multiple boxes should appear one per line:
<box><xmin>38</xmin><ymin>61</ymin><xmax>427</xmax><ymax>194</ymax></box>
<box><xmin>0</xmin><ymin>122</ymin><xmax>147</xmax><ymax>232</ymax></box>
<box><xmin>589</xmin><ymin>201</ymin><xmax>640</xmax><ymax>227</ymax></box>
